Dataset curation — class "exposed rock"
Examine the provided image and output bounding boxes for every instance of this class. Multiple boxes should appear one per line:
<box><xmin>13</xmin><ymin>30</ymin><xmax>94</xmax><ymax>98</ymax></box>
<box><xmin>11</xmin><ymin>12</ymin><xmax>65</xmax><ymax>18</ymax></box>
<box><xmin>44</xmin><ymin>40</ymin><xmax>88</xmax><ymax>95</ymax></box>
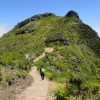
<box><xmin>16</xmin><ymin>30</ymin><xmax>25</xmax><ymax>35</ymax></box>
<box><xmin>17</xmin><ymin>13</ymin><xmax>55</xmax><ymax>28</ymax></box>
<box><xmin>31</xmin><ymin>14</ymin><xmax>43</xmax><ymax>21</ymax></box>
<box><xmin>8</xmin><ymin>66</ymin><xmax>14</xmax><ymax>70</ymax></box>
<box><xmin>18</xmin><ymin>18</ymin><xmax>30</xmax><ymax>28</ymax></box>
<box><xmin>15</xmin><ymin>28</ymin><xmax>36</xmax><ymax>35</ymax></box>
<box><xmin>66</xmin><ymin>10</ymin><xmax>79</xmax><ymax>19</ymax></box>
<box><xmin>25</xmin><ymin>54</ymin><xmax>30</xmax><ymax>59</ymax></box>
<box><xmin>25</xmin><ymin>54</ymin><xmax>35</xmax><ymax>60</ymax></box>
<box><xmin>14</xmin><ymin>63</ymin><xmax>19</xmax><ymax>68</ymax></box>
<box><xmin>45</xmin><ymin>37</ymin><xmax>69</xmax><ymax>45</ymax></box>
<box><xmin>42</xmin><ymin>12</ymin><xmax>55</xmax><ymax>17</ymax></box>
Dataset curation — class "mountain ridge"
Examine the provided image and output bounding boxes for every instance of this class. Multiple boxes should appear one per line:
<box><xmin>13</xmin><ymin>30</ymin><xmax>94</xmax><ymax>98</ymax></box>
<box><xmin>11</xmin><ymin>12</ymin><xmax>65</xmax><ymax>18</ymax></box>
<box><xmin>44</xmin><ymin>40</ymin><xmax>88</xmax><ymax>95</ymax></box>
<box><xmin>0</xmin><ymin>10</ymin><xmax>100</xmax><ymax>99</ymax></box>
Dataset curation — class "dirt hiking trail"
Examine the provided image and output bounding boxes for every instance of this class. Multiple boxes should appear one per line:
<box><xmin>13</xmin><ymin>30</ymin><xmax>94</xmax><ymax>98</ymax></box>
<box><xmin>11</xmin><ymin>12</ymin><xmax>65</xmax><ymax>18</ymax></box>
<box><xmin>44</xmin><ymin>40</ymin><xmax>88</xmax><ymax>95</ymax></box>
<box><xmin>16</xmin><ymin>48</ymin><xmax>56</xmax><ymax>100</ymax></box>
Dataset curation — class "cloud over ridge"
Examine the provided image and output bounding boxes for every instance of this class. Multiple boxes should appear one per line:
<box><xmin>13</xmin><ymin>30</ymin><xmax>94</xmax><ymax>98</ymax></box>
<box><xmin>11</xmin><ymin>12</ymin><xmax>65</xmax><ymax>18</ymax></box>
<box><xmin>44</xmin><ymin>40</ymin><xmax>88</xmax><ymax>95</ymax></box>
<box><xmin>0</xmin><ymin>24</ymin><xmax>11</xmax><ymax>37</ymax></box>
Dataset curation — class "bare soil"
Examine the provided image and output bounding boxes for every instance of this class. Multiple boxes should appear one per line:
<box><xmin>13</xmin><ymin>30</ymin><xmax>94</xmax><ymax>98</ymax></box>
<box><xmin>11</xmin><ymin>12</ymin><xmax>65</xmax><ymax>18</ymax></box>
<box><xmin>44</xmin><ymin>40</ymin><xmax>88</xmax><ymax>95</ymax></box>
<box><xmin>0</xmin><ymin>47</ymin><xmax>56</xmax><ymax>100</ymax></box>
<box><xmin>0</xmin><ymin>74</ymin><xmax>33</xmax><ymax>100</ymax></box>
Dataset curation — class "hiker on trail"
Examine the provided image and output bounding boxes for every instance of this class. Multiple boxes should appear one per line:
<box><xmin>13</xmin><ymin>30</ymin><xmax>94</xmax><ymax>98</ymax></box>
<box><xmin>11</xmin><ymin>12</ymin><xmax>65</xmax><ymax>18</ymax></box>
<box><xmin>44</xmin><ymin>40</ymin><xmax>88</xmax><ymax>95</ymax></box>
<box><xmin>40</xmin><ymin>66</ymin><xmax>45</xmax><ymax>80</ymax></box>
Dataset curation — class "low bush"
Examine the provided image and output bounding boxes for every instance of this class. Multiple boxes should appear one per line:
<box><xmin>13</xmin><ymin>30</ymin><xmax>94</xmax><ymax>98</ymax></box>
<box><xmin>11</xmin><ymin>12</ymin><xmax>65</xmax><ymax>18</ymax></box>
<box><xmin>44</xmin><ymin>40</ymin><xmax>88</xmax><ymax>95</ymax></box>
<box><xmin>5</xmin><ymin>75</ymin><xmax>13</xmax><ymax>85</ymax></box>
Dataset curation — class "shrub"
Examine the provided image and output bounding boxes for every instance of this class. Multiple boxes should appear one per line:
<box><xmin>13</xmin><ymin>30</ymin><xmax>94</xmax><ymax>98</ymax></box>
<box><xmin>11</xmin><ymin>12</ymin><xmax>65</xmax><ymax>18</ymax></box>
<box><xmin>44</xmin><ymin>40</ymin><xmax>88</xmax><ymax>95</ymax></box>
<box><xmin>5</xmin><ymin>75</ymin><xmax>13</xmax><ymax>85</ymax></box>
<box><xmin>54</xmin><ymin>83</ymin><xmax>66</xmax><ymax>100</ymax></box>
<box><xmin>16</xmin><ymin>72</ymin><xmax>22</xmax><ymax>78</ymax></box>
<box><xmin>16</xmin><ymin>71</ymin><xmax>27</xmax><ymax>79</ymax></box>
<box><xmin>0</xmin><ymin>81</ymin><xmax>6</xmax><ymax>86</ymax></box>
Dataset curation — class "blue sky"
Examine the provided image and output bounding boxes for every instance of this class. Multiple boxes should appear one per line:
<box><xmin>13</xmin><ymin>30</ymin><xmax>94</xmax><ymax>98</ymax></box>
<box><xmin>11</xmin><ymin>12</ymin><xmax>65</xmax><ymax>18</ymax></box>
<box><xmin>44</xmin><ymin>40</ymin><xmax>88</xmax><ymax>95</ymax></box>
<box><xmin>0</xmin><ymin>0</ymin><xmax>100</xmax><ymax>37</ymax></box>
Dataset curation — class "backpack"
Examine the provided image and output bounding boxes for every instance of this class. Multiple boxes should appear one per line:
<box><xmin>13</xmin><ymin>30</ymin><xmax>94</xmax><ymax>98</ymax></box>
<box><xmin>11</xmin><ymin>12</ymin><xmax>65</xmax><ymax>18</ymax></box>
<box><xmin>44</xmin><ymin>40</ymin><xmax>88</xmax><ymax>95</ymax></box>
<box><xmin>41</xmin><ymin>68</ymin><xmax>45</xmax><ymax>73</ymax></box>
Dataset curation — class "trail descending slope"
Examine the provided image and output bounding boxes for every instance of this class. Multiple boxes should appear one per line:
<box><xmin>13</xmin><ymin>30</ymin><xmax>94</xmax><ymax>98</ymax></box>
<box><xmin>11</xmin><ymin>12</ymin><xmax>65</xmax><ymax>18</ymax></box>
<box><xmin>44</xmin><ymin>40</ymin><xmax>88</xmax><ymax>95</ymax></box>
<box><xmin>17</xmin><ymin>66</ymin><xmax>49</xmax><ymax>100</ymax></box>
<box><xmin>33</xmin><ymin>47</ymin><xmax>54</xmax><ymax>62</ymax></box>
<box><xmin>16</xmin><ymin>47</ymin><xmax>55</xmax><ymax>100</ymax></box>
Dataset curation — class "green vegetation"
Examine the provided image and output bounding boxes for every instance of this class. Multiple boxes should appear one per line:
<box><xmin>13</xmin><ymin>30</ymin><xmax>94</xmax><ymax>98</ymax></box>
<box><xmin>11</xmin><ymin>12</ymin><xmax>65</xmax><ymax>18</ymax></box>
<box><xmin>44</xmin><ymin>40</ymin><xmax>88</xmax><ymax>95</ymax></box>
<box><xmin>0</xmin><ymin>11</ymin><xmax>100</xmax><ymax>99</ymax></box>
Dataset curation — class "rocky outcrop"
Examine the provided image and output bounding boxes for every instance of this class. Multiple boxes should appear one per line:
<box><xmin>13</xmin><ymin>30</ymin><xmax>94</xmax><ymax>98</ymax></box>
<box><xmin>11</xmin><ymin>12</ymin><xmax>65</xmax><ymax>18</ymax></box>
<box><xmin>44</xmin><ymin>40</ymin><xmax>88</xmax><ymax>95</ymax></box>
<box><xmin>18</xmin><ymin>18</ymin><xmax>30</xmax><ymax>28</ymax></box>
<box><xmin>45</xmin><ymin>35</ymin><xmax>99</xmax><ymax>46</ymax></box>
<box><xmin>45</xmin><ymin>37</ymin><xmax>69</xmax><ymax>45</ymax></box>
<box><xmin>17</xmin><ymin>13</ymin><xmax>55</xmax><ymax>28</ymax></box>
<box><xmin>15</xmin><ymin>28</ymin><xmax>36</xmax><ymax>35</ymax></box>
<box><xmin>66</xmin><ymin>10</ymin><xmax>79</xmax><ymax>19</ymax></box>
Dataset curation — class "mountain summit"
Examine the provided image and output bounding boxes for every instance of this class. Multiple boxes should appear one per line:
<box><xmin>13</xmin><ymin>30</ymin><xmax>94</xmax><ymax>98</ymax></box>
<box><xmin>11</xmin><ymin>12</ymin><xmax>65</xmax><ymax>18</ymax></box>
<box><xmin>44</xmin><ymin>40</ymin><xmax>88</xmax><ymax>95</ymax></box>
<box><xmin>66</xmin><ymin>10</ymin><xmax>79</xmax><ymax>18</ymax></box>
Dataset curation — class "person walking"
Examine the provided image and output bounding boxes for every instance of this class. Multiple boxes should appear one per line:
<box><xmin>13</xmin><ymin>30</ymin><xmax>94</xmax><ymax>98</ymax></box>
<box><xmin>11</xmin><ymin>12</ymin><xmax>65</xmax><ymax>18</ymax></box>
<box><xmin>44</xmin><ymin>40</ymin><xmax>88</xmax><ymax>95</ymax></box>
<box><xmin>40</xmin><ymin>66</ymin><xmax>45</xmax><ymax>80</ymax></box>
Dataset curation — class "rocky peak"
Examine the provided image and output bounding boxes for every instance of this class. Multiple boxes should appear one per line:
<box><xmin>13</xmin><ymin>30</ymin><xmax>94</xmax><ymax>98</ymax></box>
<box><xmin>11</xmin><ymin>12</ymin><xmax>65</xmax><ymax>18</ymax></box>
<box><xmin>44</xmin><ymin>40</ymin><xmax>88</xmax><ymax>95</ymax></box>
<box><xmin>66</xmin><ymin>10</ymin><xmax>79</xmax><ymax>19</ymax></box>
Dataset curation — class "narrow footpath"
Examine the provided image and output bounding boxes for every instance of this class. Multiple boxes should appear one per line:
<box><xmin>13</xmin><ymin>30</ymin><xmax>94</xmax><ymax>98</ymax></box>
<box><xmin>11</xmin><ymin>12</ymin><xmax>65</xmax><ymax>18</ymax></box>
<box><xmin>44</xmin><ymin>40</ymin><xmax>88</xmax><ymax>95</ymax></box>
<box><xmin>16</xmin><ymin>47</ymin><xmax>56</xmax><ymax>100</ymax></box>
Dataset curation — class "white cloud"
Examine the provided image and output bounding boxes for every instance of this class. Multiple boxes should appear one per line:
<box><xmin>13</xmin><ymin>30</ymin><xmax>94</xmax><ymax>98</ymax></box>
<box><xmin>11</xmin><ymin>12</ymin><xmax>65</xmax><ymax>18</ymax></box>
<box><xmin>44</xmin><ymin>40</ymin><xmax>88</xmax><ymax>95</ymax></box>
<box><xmin>0</xmin><ymin>24</ymin><xmax>12</xmax><ymax>37</ymax></box>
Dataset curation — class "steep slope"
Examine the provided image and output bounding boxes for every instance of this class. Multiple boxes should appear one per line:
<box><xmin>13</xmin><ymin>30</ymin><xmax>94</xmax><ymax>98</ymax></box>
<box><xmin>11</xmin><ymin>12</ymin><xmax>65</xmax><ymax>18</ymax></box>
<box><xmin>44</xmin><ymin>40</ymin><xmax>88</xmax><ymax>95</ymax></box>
<box><xmin>0</xmin><ymin>10</ymin><xmax>100</xmax><ymax>99</ymax></box>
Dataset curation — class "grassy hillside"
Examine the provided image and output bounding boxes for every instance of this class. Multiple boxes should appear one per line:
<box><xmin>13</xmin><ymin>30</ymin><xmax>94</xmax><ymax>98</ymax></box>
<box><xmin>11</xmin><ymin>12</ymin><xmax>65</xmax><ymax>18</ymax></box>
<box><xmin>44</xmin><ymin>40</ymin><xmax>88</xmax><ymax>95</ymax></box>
<box><xmin>0</xmin><ymin>11</ymin><xmax>100</xmax><ymax>99</ymax></box>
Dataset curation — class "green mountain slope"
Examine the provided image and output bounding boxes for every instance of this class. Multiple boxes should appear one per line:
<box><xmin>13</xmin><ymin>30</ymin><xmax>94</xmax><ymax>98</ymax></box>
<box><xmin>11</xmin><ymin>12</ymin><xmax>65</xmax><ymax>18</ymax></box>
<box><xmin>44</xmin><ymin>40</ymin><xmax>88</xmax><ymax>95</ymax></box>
<box><xmin>0</xmin><ymin>10</ymin><xmax>100</xmax><ymax>99</ymax></box>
